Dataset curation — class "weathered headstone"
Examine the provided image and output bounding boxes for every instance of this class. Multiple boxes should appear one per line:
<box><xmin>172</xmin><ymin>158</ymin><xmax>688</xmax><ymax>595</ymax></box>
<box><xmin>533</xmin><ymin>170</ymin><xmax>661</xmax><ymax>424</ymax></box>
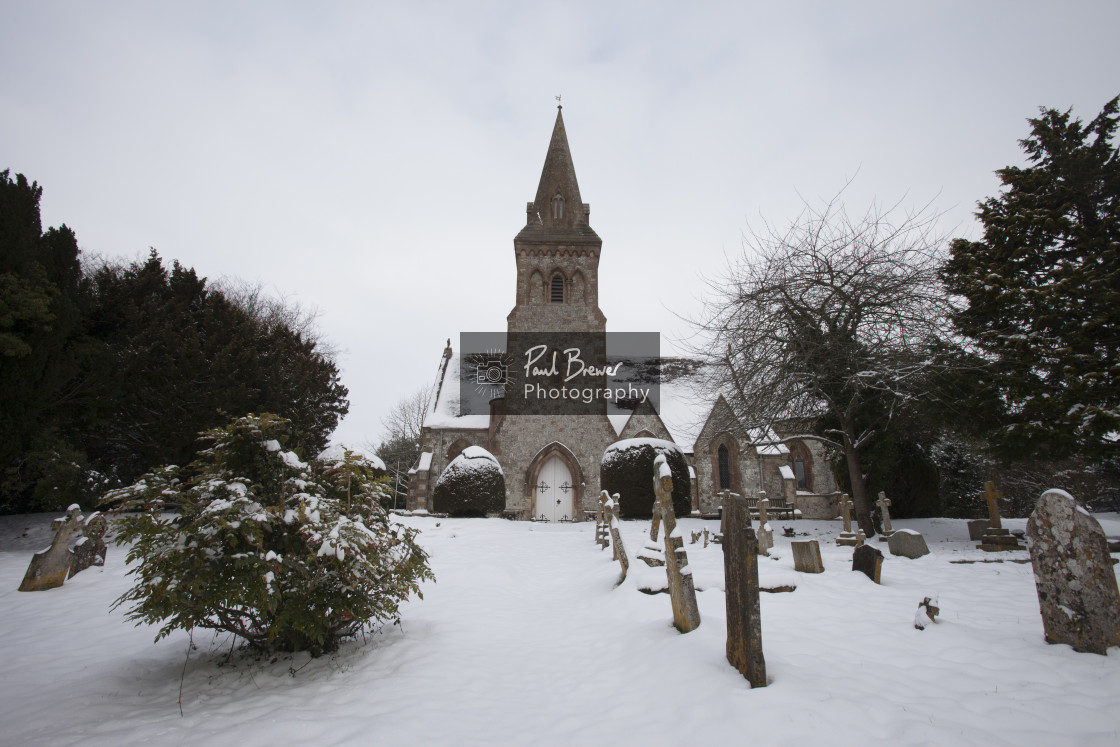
<box><xmin>1026</xmin><ymin>489</ymin><xmax>1120</xmax><ymax>655</ymax></box>
<box><xmin>653</xmin><ymin>455</ymin><xmax>701</xmax><ymax>633</ymax></box>
<box><xmin>978</xmin><ymin>481</ymin><xmax>1023</xmax><ymax>551</ymax></box>
<box><xmin>69</xmin><ymin>511</ymin><xmax>109</xmax><ymax>578</ymax></box>
<box><xmin>19</xmin><ymin>505</ymin><xmax>84</xmax><ymax>592</ymax></box>
<box><xmin>606</xmin><ymin>494</ymin><xmax>629</xmax><ymax>582</ymax></box>
<box><xmin>756</xmin><ymin>494</ymin><xmax>773</xmax><ymax>556</ymax></box>
<box><xmin>852</xmin><ymin>543</ymin><xmax>883</xmax><ymax>584</ymax></box>
<box><xmin>887</xmin><ymin>528</ymin><xmax>930</xmax><ymax>559</ymax></box>
<box><xmin>721</xmin><ymin>490</ymin><xmax>767</xmax><ymax>687</ymax></box>
<box><xmin>791</xmin><ymin>539</ymin><xmax>824</xmax><ymax>573</ymax></box>
<box><xmin>876</xmin><ymin>491</ymin><xmax>895</xmax><ymax>541</ymax></box>
<box><xmin>596</xmin><ymin>491</ymin><xmax>611</xmax><ymax>549</ymax></box>
<box><xmin>967</xmin><ymin>519</ymin><xmax>990</xmax><ymax>541</ymax></box>
<box><xmin>836</xmin><ymin>493</ymin><xmax>859</xmax><ymax>546</ymax></box>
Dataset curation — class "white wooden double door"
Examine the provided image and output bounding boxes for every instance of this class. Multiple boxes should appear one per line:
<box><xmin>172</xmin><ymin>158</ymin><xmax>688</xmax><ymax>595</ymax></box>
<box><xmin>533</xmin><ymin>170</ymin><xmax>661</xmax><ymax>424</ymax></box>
<box><xmin>534</xmin><ymin>456</ymin><xmax>574</xmax><ymax>522</ymax></box>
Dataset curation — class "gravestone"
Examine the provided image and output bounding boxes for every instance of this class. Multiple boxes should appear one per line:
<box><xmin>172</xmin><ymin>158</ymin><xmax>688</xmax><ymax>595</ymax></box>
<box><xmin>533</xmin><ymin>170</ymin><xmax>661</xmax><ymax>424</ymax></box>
<box><xmin>967</xmin><ymin>519</ymin><xmax>990</xmax><ymax>541</ymax></box>
<box><xmin>1026</xmin><ymin>489</ymin><xmax>1120</xmax><ymax>655</ymax></box>
<box><xmin>596</xmin><ymin>492</ymin><xmax>611</xmax><ymax>549</ymax></box>
<box><xmin>876</xmin><ymin>491</ymin><xmax>895</xmax><ymax>541</ymax></box>
<box><xmin>756</xmin><ymin>494</ymin><xmax>773</xmax><ymax>556</ymax></box>
<box><xmin>606</xmin><ymin>494</ymin><xmax>629</xmax><ymax>582</ymax></box>
<box><xmin>852</xmin><ymin>543</ymin><xmax>883</xmax><ymax>584</ymax></box>
<box><xmin>791</xmin><ymin>540</ymin><xmax>825</xmax><ymax>573</ymax></box>
<box><xmin>978</xmin><ymin>482</ymin><xmax>1023</xmax><ymax>551</ymax></box>
<box><xmin>653</xmin><ymin>455</ymin><xmax>700</xmax><ymax>633</ymax></box>
<box><xmin>69</xmin><ymin>511</ymin><xmax>109</xmax><ymax>578</ymax></box>
<box><xmin>721</xmin><ymin>490</ymin><xmax>767</xmax><ymax>687</ymax></box>
<box><xmin>19</xmin><ymin>505</ymin><xmax>84</xmax><ymax>592</ymax></box>
<box><xmin>836</xmin><ymin>494</ymin><xmax>859</xmax><ymax>546</ymax></box>
<box><xmin>887</xmin><ymin>528</ymin><xmax>930</xmax><ymax>559</ymax></box>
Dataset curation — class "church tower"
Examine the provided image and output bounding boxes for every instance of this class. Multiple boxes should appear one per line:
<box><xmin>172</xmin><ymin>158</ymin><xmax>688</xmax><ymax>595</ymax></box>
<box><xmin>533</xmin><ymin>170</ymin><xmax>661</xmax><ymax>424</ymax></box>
<box><xmin>507</xmin><ymin>107</ymin><xmax>606</xmax><ymax>334</ymax></box>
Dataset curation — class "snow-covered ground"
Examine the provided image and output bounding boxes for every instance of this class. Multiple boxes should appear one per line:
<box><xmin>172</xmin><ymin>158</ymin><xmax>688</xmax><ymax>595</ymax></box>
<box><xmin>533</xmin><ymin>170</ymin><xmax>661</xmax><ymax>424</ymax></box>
<box><xmin>3</xmin><ymin>511</ymin><xmax>1120</xmax><ymax>746</ymax></box>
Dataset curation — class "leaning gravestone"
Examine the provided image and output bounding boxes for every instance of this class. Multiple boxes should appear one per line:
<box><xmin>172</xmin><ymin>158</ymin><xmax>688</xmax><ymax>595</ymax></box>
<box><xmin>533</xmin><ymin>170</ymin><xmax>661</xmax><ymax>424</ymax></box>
<box><xmin>69</xmin><ymin>511</ymin><xmax>109</xmax><ymax>578</ymax></box>
<box><xmin>19</xmin><ymin>505</ymin><xmax>84</xmax><ymax>592</ymax></box>
<box><xmin>791</xmin><ymin>540</ymin><xmax>825</xmax><ymax>573</ymax></box>
<box><xmin>721</xmin><ymin>490</ymin><xmax>766</xmax><ymax>687</ymax></box>
<box><xmin>852</xmin><ymin>543</ymin><xmax>884</xmax><ymax>584</ymax></box>
<box><xmin>1026</xmin><ymin>489</ymin><xmax>1120</xmax><ymax>655</ymax></box>
<box><xmin>887</xmin><ymin>528</ymin><xmax>930</xmax><ymax>559</ymax></box>
<box><xmin>606</xmin><ymin>493</ymin><xmax>629</xmax><ymax>583</ymax></box>
<box><xmin>653</xmin><ymin>455</ymin><xmax>700</xmax><ymax>633</ymax></box>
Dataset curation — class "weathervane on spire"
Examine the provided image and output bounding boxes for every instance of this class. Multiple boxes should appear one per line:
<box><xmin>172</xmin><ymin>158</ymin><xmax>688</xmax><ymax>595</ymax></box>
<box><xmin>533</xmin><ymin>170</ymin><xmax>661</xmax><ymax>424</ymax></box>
<box><xmin>555</xmin><ymin>94</ymin><xmax>562</xmax><ymax>109</ymax></box>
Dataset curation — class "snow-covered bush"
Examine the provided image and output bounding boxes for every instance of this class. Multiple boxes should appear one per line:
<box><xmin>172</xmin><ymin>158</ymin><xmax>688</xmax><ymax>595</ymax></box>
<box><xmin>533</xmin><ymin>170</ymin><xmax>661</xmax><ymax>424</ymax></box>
<box><xmin>103</xmin><ymin>414</ymin><xmax>433</xmax><ymax>656</ymax></box>
<box><xmin>600</xmin><ymin>438</ymin><xmax>691</xmax><ymax>518</ymax></box>
<box><xmin>431</xmin><ymin>446</ymin><xmax>505</xmax><ymax>517</ymax></box>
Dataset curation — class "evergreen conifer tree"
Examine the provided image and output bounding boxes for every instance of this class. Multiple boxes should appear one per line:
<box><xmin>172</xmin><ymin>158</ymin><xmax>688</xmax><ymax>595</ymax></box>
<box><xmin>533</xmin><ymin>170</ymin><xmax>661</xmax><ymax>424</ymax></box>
<box><xmin>945</xmin><ymin>96</ymin><xmax>1120</xmax><ymax>459</ymax></box>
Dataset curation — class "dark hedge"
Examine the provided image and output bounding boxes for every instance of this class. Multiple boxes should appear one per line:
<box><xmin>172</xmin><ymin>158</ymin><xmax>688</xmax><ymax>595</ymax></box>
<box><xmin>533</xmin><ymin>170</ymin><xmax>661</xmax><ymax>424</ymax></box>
<box><xmin>600</xmin><ymin>438</ymin><xmax>691</xmax><ymax>519</ymax></box>
<box><xmin>431</xmin><ymin>448</ymin><xmax>505</xmax><ymax>517</ymax></box>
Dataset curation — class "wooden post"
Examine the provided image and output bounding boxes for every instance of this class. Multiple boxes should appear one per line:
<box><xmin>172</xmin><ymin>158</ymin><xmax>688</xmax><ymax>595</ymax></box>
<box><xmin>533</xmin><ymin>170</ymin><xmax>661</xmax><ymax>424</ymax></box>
<box><xmin>721</xmin><ymin>491</ymin><xmax>767</xmax><ymax>687</ymax></box>
<box><xmin>653</xmin><ymin>455</ymin><xmax>700</xmax><ymax>633</ymax></box>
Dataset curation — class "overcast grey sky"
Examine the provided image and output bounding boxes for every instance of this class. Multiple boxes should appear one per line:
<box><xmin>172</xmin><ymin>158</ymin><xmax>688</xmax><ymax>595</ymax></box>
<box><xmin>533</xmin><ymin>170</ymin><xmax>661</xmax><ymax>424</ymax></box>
<box><xmin>3</xmin><ymin>1</ymin><xmax>1118</xmax><ymax>449</ymax></box>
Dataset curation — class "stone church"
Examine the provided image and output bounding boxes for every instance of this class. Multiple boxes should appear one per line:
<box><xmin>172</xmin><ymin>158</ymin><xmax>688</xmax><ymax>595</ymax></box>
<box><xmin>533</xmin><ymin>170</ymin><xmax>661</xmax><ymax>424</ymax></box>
<box><xmin>406</xmin><ymin>108</ymin><xmax>838</xmax><ymax>520</ymax></box>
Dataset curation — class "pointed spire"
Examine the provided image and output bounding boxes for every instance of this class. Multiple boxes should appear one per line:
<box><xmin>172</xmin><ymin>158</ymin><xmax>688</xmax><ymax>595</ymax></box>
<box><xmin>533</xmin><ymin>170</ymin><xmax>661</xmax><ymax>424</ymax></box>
<box><xmin>529</xmin><ymin>107</ymin><xmax>586</xmax><ymax>231</ymax></box>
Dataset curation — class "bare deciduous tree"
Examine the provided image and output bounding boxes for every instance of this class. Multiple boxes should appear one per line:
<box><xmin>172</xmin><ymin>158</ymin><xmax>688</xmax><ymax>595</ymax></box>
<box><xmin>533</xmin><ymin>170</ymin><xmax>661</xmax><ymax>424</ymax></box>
<box><xmin>691</xmin><ymin>192</ymin><xmax>954</xmax><ymax>535</ymax></box>
<box><xmin>373</xmin><ymin>384</ymin><xmax>435</xmax><ymax>507</ymax></box>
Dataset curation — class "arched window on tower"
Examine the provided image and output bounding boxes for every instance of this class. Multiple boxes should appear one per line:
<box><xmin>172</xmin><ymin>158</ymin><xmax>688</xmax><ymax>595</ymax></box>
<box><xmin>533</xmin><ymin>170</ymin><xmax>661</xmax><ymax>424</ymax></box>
<box><xmin>550</xmin><ymin>273</ymin><xmax>564</xmax><ymax>303</ymax></box>
<box><xmin>552</xmin><ymin>193</ymin><xmax>564</xmax><ymax>219</ymax></box>
<box><xmin>718</xmin><ymin>444</ymin><xmax>731</xmax><ymax>491</ymax></box>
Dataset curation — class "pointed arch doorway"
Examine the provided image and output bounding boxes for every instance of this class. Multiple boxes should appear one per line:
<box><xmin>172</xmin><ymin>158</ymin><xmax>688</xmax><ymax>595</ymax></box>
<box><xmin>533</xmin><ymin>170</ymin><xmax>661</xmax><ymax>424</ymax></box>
<box><xmin>534</xmin><ymin>456</ymin><xmax>574</xmax><ymax>522</ymax></box>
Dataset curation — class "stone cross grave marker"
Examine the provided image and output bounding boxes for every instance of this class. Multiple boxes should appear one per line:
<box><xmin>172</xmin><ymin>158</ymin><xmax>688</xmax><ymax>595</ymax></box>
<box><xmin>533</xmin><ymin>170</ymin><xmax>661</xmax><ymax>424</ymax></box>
<box><xmin>19</xmin><ymin>505</ymin><xmax>84</xmax><ymax>592</ymax></box>
<box><xmin>978</xmin><ymin>481</ymin><xmax>1023</xmax><ymax>551</ymax></box>
<box><xmin>653</xmin><ymin>455</ymin><xmax>701</xmax><ymax>633</ymax></box>
<box><xmin>837</xmin><ymin>493</ymin><xmax>859</xmax><ymax>546</ymax></box>
<box><xmin>69</xmin><ymin>511</ymin><xmax>108</xmax><ymax>578</ymax></box>
<box><xmin>984</xmin><ymin>481</ymin><xmax>1003</xmax><ymax>529</ymax></box>
<box><xmin>876</xmin><ymin>491</ymin><xmax>895</xmax><ymax>540</ymax></box>
<box><xmin>1026</xmin><ymin>489</ymin><xmax>1120</xmax><ymax>654</ymax></box>
<box><xmin>721</xmin><ymin>490</ymin><xmax>767</xmax><ymax>687</ymax></box>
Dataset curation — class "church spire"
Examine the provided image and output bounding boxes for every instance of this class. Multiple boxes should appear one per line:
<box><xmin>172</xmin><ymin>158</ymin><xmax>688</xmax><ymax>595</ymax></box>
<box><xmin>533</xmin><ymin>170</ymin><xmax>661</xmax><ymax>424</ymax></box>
<box><xmin>525</xmin><ymin>106</ymin><xmax>590</xmax><ymax>233</ymax></box>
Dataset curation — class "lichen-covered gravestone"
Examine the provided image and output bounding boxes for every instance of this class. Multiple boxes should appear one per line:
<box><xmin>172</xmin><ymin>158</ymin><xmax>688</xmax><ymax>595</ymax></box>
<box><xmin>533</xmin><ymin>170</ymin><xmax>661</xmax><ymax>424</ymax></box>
<box><xmin>69</xmin><ymin>511</ymin><xmax>109</xmax><ymax>578</ymax></box>
<box><xmin>887</xmin><ymin>528</ymin><xmax>930</xmax><ymax>559</ymax></box>
<box><xmin>653</xmin><ymin>455</ymin><xmax>700</xmax><ymax>633</ymax></box>
<box><xmin>791</xmin><ymin>540</ymin><xmax>824</xmax><ymax>573</ymax></box>
<box><xmin>721</xmin><ymin>490</ymin><xmax>766</xmax><ymax>687</ymax></box>
<box><xmin>1026</xmin><ymin>489</ymin><xmax>1120</xmax><ymax>655</ymax></box>
<box><xmin>18</xmin><ymin>505</ymin><xmax>84</xmax><ymax>592</ymax></box>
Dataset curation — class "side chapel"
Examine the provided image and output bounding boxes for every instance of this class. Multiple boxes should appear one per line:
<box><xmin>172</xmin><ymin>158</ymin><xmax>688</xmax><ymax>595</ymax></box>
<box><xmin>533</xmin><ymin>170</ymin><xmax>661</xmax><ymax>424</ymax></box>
<box><xmin>406</xmin><ymin>108</ymin><xmax>838</xmax><ymax>520</ymax></box>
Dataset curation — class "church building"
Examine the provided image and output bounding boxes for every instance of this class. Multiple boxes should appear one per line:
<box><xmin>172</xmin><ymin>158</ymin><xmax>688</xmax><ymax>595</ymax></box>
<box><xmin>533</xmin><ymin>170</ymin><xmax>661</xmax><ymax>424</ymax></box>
<box><xmin>406</xmin><ymin>108</ymin><xmax>838</xmax><ymax>520</ymax></box>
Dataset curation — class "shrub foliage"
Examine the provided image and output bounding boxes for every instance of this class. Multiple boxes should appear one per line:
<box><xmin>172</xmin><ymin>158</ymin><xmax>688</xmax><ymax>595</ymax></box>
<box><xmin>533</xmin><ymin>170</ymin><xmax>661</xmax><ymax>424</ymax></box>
<box><xmin>600</xmin><ymin>438</ymin><xmax>691</xmax><ymax>519</ymax></box>
<box><xmin>105</xmin><ymin>414</ymin><xmax>433</xmax><ymax>655</ymax></box>
<box><xmin>431</xmin><ymin>446</ymin><xmax>505</xmax><ymax>517</ymax></box>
